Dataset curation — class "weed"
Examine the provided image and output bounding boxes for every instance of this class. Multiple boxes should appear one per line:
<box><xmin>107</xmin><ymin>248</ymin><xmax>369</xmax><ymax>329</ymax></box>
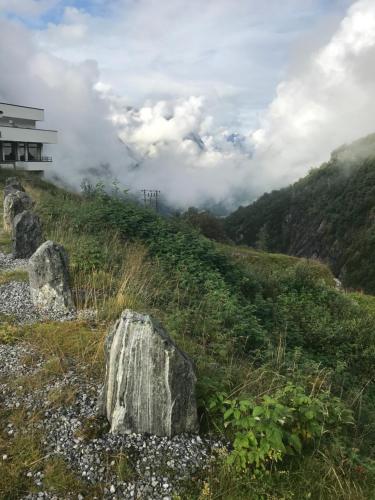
<box><xmin>0</xmin><ymin>269</ymin><xmax>28</xmax><ymax>285</ymax></box>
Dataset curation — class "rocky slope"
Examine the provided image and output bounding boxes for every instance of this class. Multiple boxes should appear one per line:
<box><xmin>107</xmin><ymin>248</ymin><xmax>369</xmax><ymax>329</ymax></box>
<box><xmin>226</xmin><ymin>134</ymin><xmax>375</xmax><ymax>294</ymax></box>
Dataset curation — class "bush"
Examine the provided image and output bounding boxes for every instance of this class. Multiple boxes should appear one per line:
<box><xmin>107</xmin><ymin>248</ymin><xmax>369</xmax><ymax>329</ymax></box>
<box><xmin>210</xmin><ymin>383</ymin><xmax>353</xmax><ymax>471</ymax></box>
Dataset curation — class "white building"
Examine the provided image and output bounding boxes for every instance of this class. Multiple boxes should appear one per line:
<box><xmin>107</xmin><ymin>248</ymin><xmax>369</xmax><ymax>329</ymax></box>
<box><xmin>0</xmin><ymin>102</ymin><xmax>57</xmax><ymax>167</ymax></box>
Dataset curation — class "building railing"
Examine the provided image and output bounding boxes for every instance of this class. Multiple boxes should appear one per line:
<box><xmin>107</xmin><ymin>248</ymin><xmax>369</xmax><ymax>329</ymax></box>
<box><xmin>0</xmin><ymin>156</ymin><xmax>52</xmax><ymax>163</ymax></box>
<box><xmin>0</xmin><ymin>123</ymin><xmax>57</xmax><ymax>132</ymax></box>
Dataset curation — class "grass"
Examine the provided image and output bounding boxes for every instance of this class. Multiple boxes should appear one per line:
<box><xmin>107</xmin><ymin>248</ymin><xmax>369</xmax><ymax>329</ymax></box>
<box><xmin>0</xmin><ymin>187</ymin><xmax>11</xmax><ymax>251</ymax></box>
<box><xmin>0</xmin><ymin>230</ymin><xmax>11</xmax><ymax>253</ymax></box>
<box><xmin>219</xmin><ymin>243</ymin><xmax>336</xmax><ymax>286</ymax></box>
<box><xmin>0</xmin><ymin>169</ymin><xmax>374</xmax><ymax>498</ymax></box>
<box><xmin>190</xmin><ymin>452</ymin><xmax>374</xmax><ymax>500</ymax></box>
<box><xmin>22</xmin><ymin>320</ymin><xmax>107</xmax><ymax>379</ymax></box>
<box><xmin>0</xmin><ymin>269</ymin><xmax>28</xmax><ymax>285</ymax></box>
<box><xmin>43</xmin><ymin>457</ymin><xmax>88</xmax><ymax>496</ymax></box>
<box><xmin>0</xmin><ymin>408</ymin><xmax>44</xmax><ymax>499</ymax></box>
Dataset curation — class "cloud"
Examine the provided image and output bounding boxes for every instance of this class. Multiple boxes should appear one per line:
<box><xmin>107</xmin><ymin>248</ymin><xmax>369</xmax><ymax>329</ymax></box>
<box><xmin>1</xmin><ymin>1</ymin><xmax>374</xmax><ymax>212</ymax></box>
<box><xmin>40</xmin><ymin>7</ymin><xmax>90</xmax><ymax>45</ymax></box>
<box><xmin>0</xmin><ymin>17</ymin><xmax>129</xmax><ymax>187</ymax></box>
<box><xmin>251</xmin><ymin>0</ymin><xmax>375</xmax><ymax>189</ymax></box>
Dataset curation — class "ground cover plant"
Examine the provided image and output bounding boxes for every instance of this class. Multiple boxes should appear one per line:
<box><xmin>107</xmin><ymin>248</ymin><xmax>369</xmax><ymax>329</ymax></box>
<box><xmin>0</xmin><ymin>169</ymin><xmax>374</xmax><ymax>498</ymax></box>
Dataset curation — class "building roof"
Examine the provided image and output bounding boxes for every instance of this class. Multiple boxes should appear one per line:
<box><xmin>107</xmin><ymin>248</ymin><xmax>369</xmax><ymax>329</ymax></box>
<box><xmin>0</xmin><ymin>102</ymin><xmax>44</xmax><ymax>111</ymax></box>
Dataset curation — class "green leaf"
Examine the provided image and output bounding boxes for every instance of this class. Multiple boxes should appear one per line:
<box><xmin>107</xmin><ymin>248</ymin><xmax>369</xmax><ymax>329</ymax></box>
<box><xmin>289</xmin><ymin>434</ymin><xmax>302</xmax><ymax>453</ymax></box>
<box><xmin>253</xmin><ymin>406</ymin><xmax>264</xmax><ymax>417</ymax></box>
<box><xmin>224</xmin><ymin>408</ymin><xmax>234</xmax><ymax>420</ymax></box>
<box><xmin>305</xmin><ymin>410</ymin><xmax>315</xmax><ymax>420</ymax></box>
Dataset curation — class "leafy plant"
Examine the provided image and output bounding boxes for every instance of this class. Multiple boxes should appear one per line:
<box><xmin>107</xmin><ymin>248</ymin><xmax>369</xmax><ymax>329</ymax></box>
<box><xmin>210</xmin><ymin>383</ymin><xmax>353</xmax><ymax>470</ymax></box>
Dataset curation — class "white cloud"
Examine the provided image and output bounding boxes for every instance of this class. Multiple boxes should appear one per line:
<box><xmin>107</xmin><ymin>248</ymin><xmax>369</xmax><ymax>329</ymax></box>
<box><xmin>1</xmin><ymin>1</ymin><xmax>374</xmax><ymax>211</ymax></box>
<box><xmin>0</xmin><ymin>18</ymin><xmax>129</xmax><ymax>186</ymax></box>
<box><xmin>251</xmin><ymin>0</ymin><xmax>375</xmax><ymax>189</ymax></box>
<box><xmin>39</xmin><ymin>7</ymin><xmax>90</xmax><ymax>46</ymax></box>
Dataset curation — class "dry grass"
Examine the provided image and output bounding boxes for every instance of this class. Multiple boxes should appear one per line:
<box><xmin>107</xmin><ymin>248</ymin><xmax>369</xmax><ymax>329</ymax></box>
<box><xmin>0</xmin><ymin>408</ymin><xmax>44</xmax><ymax>499</ymax></box>
<box><xmin>43</xmin><ymin>457</ymin><xmax>94</xmax><ymax>496</ymax></box>
<box><xmin>97</xmin><ymin>244</ymin><xmax>169</xmax><ymax>320</ymax></box>
<box><xmin>0</xmin><ymin>201</ymin><xmax>12</xmax><ymax>253</ymax></box>
<box><xmin>21</xmin><ymin>320</ymin><xmax>107</xmax><ymax>380</ymax></box>
<box><xmin>0</xmin><ymin>269</ymin><xmax>28</xmax><ymax>285</ymax></box>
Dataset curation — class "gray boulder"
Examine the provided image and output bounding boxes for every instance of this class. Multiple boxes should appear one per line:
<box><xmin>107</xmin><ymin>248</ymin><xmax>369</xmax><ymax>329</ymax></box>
<box><xmin>3</xmin><ymin>191</ymin><xmax>34</xmax><ymax>233</ymax></box>
<box><xmin>12</xmin><ymin>210</ymin><xmax>42</xmax><ymax>258</ymax></box>
<box><xmin>3</xmin><ymin>177</ymin><xmax>25</xmax><ymax>199</ymax></box>
<box><xmin>101</xmin><ymin>310</ymin><xmax>198</xmax><ymax>437</ymax></box>
<box><xmin>29</xmin><ymin>241</ymin><xmax>75</xmax><ymax>314</ymax></box>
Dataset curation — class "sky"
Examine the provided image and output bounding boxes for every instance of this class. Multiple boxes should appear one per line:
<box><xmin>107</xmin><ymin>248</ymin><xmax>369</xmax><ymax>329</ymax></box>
<box><xmin>0</xmin><ymin>0</ymin><xmax>374</xmax><ymax>210</ymax></box>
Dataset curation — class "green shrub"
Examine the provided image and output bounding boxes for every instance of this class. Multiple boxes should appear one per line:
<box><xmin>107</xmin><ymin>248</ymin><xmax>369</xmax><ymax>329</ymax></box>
<box><xmin>210</xmin><ymin>383</ymin><xmax>353</xmax><ymax>471</ymax></box>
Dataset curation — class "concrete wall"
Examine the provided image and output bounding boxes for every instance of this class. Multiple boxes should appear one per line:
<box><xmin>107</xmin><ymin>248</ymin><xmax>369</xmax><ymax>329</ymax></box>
<box><xmin>0</xmin><ymin>126</ymin><xmax>57</xmax><ymax>144</ymax></box>
<box><xmin>0</xmin><ymin>103</ymin><xmax>44</xmax><ymax>121</ymax></box>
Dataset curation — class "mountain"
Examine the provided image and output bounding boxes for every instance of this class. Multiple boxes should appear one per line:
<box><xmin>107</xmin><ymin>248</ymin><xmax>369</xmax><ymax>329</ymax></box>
<box><xmin>226</xmin><ymin>133</ymin><xmax>375</xmax><ymax>294</ymax></box>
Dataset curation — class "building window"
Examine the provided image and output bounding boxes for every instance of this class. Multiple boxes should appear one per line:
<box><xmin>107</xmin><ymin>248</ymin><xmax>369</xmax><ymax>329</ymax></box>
<box><xmin>28</xmin><ymin>143</ymin><xmax>41</xmax><ymax>161</ymax></box>
<box><xmin>18</xmin><ymin>143</ymin><xmax>26</xmax><ymax>161</ymax></box>
<box><xmin>3</xmin><ymin>142</ymin><xmax>15</xmax><ymax>161</ymax></box>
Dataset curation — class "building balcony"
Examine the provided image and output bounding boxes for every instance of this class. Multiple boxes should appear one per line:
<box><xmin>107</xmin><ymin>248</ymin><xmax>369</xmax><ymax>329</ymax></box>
<box><xmin>0</xmin><ymin>156</ymin><xmax>52</xmax><ymax>164</ymax></box>
<box><xmin>0</xmin><ymin>125</ymin><xmax>57</xmax><ymax>144</ymax></box>
<box><xmin>0</xmin><ymin>102</ymin><xmax>44</xmax><ymax>122</ymax></box>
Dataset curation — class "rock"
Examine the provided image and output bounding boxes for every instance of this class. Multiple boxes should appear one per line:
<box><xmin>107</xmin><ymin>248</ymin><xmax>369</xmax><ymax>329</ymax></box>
<box><xmin>12</xmin><ymin>210</ymin><xmax>42</xmax><ymax>259</ymax></box>
<box><xmin>3</xmin><ymin>191</ymin><xmax>34</xmax><ymax>232</ymax></box>
<box><xmin>29</xmin><ymin>240</ymin><xmax>75</xmax><ymax>315</ymax></box>
<box><xmin>3</xmin><ymin>177</ymin><xmax>25</xmax><ymax>199</ymax></box>
<box><xmin>334</xmin><ymin>277</ymin><xmax>343</xmax><ymax>290</ymax></box>
<box><xmin>101</xmin><ymin>310</ymin><xmax>198</xmax><ymax>437</ymax></box>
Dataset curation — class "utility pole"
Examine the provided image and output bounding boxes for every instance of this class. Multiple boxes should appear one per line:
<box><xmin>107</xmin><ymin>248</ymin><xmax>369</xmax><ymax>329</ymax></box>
<box><xmin>141</xmin><ymin>189</ymin><xmax>161</xmax><ymax>212</ymax></box>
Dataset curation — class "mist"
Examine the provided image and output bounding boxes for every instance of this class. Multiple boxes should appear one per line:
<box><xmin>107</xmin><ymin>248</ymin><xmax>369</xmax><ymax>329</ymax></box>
<box><xmin>0</xmin><ymin>0</ymin><xmax>374</xmax><ymax>211</ymax></box>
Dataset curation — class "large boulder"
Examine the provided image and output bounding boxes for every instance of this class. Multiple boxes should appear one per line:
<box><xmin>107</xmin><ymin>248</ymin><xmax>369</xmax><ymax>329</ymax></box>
<box><xmin>3</xmin><ymin>177</ymin><xmax>25</xmax><ymax>199</ymax></box>
<box><xmin>3</xmin><ymin>191</ymin><xmax>34</xmax><ymax>233</ymax></box>
<box><xmin>29</xmin><ymin>241</ymin><xmax>75</xmax><ymax>315</ymax></box>
<box><xmin>12</xmin><ymin>210</ymin><xmax>42</xmax><ymax>259</ymax></box>
<box><xmin>101</xmin><ymin>310</ymin><xmax>198</xmax><ymax>437</ymax></box>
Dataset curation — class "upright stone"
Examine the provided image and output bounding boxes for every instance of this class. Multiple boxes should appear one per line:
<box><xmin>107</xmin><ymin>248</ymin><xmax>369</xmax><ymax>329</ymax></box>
<box><xmin>12</xmin><ymin>210</ymin><xmax>42</xmax><ymax>258</ymax></box>
<box><xmin>29</xmin><ymin>241</ymin><xmax>75</xmax><ymax>314</ymax></box>
<box><xmin>3</xmin><ymin>191</ymin><xmax>34</xmax><ymax>233</ymax></box>
<box><xmin>101</xmin><ymin>310</ymin><xmax>198</xmax><ymax>437</ymax></box>
<box><xmin>3</xmin><ymin>178</ymin><xmax>25</xmax><ymax>200</ymax></box>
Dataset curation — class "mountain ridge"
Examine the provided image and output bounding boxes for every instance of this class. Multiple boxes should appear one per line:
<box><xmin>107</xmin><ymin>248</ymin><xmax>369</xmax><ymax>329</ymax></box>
<box><xmin>226</xmin><ymin>133</ymin><xmax>375</xmax><ymax>293</ymax></box>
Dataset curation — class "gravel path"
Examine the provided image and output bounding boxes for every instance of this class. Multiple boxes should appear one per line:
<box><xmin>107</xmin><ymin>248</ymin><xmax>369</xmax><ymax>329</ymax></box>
<box><xmin>0</xmin><ymin>344</ymin><xmax>222</xmax><ymax>499</ymax></box>
<box><xmin>0</xmin><ymin>343</ymin><xmax>42</xmax><ymax>378</ymax></box>
<box><xmin>0</xmin><ymin>249</ymin><xmax>222</xmax><ymax>498</ymax></box>
<box><xmin>0</xmin><ymin>251</ymin><xmax>83</xmax><ymax>323</ymax></box>
<box><xmin>0</xmin><ymin>281</ymin><xmax>43</xmax><ymax>323</ymax></box>
<box><xmin>0</xmin><ymin>252</ymin><xmax>29</xmax><ymax>271</ymax></box>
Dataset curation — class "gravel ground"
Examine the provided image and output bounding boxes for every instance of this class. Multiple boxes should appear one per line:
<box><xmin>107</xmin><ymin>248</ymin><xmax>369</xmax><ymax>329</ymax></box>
<box><xmin>0</xmin><ymin>345</ymin><xmax>222</xmax><ymax>499</ymax></box>
<box><xmin>0</xmin><ymin>251</ymin><xmax>94</xmax><ymax>323</ymax></box>
<box><xmin>0</xmin><ymin>343</ymin><xmax>42</xmax><ymax>378</ymax></box>
<box><xmin>0</xmin><ymin>280</ymin><xmax>78</xmax><ymax>324</ymax></box>
<box><xmin>0</xmin><ymin>252</ymin><xmax>29</xmax><ymax>271</ymax></box>
<box><xmin>0</xmin><ymin>250</ymin><xmax>222</xmax><ymax>499</ymax></box>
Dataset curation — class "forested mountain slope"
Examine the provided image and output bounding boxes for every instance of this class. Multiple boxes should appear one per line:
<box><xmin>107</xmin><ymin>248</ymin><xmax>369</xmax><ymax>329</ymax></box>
<box><xmin>226</xmin><ymin>134</ymin><xmax>375</xmax><ymax>294</ymax></box>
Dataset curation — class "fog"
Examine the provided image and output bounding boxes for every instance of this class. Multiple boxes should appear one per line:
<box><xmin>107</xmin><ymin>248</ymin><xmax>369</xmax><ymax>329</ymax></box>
<box><xmin>0</xmin><ymin>0</ymin><xmax>374</xmax><ymax>210</ymax></box>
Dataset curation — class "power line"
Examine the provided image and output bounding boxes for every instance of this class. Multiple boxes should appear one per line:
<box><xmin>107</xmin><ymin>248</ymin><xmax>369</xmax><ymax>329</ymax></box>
<box><xmin>141</xmin><ymin>189</ymin><xmax>161</xmax><ymax>212</ymax></box>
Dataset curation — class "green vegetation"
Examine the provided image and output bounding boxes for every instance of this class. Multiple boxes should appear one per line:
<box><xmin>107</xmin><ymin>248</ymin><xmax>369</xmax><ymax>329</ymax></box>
<box><xmin>0</xmin><ymin>168</ymin><xmax>374</xmax><ymax>498</ymax></box>
<box><xmin>0</xmin><ymin>269</ymin><xmax>28</xmax><ymax>285</ymax></box>
<box><xmin>226</xmin><ymin>133</ymin><xmax>375</xmax><ymax>294</ymax></box>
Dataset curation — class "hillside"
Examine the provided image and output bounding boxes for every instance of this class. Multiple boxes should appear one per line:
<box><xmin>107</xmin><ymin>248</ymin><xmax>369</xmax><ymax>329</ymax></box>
<box><xmin>1</xmin><ymin>168</ymin><xmax>375</xmax><ymax>498</ymax></box>
<box><xmin>226</xmin><ymin>134</ymin><xmax>375</xmax><ymax>294</ymax></box>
